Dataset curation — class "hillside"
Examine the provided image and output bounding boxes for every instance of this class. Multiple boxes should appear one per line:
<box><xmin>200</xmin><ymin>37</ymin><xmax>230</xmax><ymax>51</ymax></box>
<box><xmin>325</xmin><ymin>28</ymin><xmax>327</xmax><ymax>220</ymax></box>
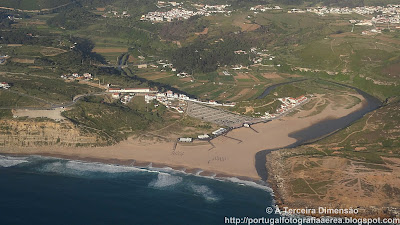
<box><xmin>0</xmin><ymin>0</ymin><xmax>73</xmax><ymax>10</ymax></box>
<box><xmin>267</xmin><ymin>99</ymin><xmax>400</xmax><ymax>216</ymax></box>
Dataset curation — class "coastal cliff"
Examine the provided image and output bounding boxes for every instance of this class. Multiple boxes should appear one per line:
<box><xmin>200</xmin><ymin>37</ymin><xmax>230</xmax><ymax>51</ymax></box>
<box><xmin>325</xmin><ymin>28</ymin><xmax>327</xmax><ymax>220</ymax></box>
<box><xmin>0</xmin><ymin>119</ymin><xmax>105</xmax><ymax>147</ymax></box>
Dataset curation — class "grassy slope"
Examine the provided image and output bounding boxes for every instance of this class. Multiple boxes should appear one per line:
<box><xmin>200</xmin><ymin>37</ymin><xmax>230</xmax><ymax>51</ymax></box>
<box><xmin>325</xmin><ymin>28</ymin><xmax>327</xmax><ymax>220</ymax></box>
<box><xmin>0</xmin><ymin>0</ymin><xmax>72</xmax><ymax>10</ymax></box>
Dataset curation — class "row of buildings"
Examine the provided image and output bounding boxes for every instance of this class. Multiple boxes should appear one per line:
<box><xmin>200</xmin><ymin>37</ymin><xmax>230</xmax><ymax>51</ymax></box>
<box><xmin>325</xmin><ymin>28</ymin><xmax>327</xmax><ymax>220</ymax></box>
<box><xmin>144</xmin><ymin>90</ymin><xmax>236</xmax><ymax>113</ymax></box>
<box><xmin>101</xmin><ymin>11</ymin><xmax>131</xmax><ymax>18</ymax></box>
<box><xmin>108</xmin><ymin>88</ymin><xmax>155</xmax><ymax>105</ymax></box>
<box><xmin>156</xmin><ymin>1</ymin><xmax>181</xmax><ymax>8</ymax></box>
<box><xmin>250</xmin><ymin>5</ymin><xmax>282</xmax><ymax>12</ymax></box>
<box><xmin>178</xmin><ymin>127</ymin><xmax>228</xmax><ymax>143</ymax></box>
<box><xmin>308</xmin><ymin>5</ymin><xmax>400</xmax><ymax>17</ymax></box>
<box><xmin>262</xmin><ymin>95</ymin><xmax>308</xmax><ymax>119</ymax></box>
<box><xmin>61</xmin><ymin>73</ymin><xmax>93</xmax><ymax>81</ymax></box>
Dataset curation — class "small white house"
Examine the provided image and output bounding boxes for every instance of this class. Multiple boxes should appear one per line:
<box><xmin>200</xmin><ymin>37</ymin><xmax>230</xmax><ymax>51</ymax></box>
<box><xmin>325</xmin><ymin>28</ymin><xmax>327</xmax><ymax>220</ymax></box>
<box><xmin>178</xmin><ymin>137</ymin><xmax>193</xmax><ymax>142</ymax></box>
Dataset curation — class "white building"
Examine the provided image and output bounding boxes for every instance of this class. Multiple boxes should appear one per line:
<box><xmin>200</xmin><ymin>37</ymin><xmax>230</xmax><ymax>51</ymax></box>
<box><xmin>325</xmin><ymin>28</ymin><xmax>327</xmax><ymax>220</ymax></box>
<box><xmin>179</xmin><ymin>137</ymin><xmax>193</xmax><ymax>142</ymax></box>
<box><xmin>0</xmin><ymin>82</ymin><xmax>10</xmax><ymax>89</ymax></box>
<box><xmin>108</xmin><ymin>88</ymin><xmax>154</xmax><ymax>93</ymax></box>
<box><xmin>198</xmin><ymin>134</ymin><xmax>210</xmax><ymax>139</ymax></box>
<box><xmin>212</xmin><ymin>128</ymin><xmax>227</xmax><ymax>136</ymax></box>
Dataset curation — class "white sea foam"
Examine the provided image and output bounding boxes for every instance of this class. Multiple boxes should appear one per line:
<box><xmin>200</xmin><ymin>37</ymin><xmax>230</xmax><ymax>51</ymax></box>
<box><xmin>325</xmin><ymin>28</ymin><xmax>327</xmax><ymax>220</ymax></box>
<box><xmin>224</xmin><ymin>177</ymin><xmax>274</xmax><ymax>194</ymax></box>
<box><xmin>189</xmin><ymin>183</ymin><xmax>220</xmax><ymax>202</ymax></box>
<box><xmin>37</xmin><ymin>160</ymin><xmax>160</xmax><ymax>176</ymax></box>
<box><xmin>149</xmin><ymin>173</ymin><xmax>183</xmax><ymax>188</ymax></box>
<box><xmin>0</xmin><ymin>155</ymin><xmax>28</xmax><ymax>167</ymax></box>
<box><xmin>65</xmin><ymin>161</ymin><xmax>152</xmax><ymax>173</ymax></box>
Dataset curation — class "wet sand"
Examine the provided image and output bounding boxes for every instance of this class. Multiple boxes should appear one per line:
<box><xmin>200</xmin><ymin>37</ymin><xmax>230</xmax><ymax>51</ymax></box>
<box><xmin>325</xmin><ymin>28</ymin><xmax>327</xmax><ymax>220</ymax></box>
<box><xmin>0</xmin><ymin>94</ymin><xmax>366</xmax><ymax>180</ymax></box>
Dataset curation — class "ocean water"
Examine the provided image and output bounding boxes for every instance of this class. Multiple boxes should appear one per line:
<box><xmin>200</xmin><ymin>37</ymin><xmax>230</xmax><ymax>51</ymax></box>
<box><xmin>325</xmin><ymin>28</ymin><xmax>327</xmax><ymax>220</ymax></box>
<box><xmin>0</xmin><ymin>155</ymin><xmax>277</xmax><ymax>225</ymax></box>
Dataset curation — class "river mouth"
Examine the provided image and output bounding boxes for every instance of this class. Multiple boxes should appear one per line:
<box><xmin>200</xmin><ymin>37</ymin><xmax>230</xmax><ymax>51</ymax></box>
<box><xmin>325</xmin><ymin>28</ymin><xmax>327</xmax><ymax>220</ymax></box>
<box><xmin>254</xmin><ymin>79</ymin><xmax>382</xmax><ymax>181</ymax></box>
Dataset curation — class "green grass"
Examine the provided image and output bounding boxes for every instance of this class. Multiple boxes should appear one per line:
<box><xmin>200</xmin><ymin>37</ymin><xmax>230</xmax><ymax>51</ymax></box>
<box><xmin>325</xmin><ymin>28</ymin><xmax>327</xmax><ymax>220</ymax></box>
<box><xmin>0</xmin><ymin>73</ymin><xmax>101</xmax><ymax>104</ymax></box>
<box><xmin>291</xmin><ymin>178</ymin><xmax>315</xmax><ymax>194</ymax></box>
<box><xmin>0</xmin><ymin>0</ymin><xmax>72</xmax><ymax>10</ymax></box>
<box><xmin>0</xmin><ymin>109</ymin><xmax>12</xmax><ymax>119</ymax></box>
<box><xmin>62</xmin><ymin>96</ymin><xmax>166</xmax><ymax>143</ymax></box>
<box><xmin>0</xmin><ymin>90</ymin><xmax>47</xmax><ymax>107</ymax></box>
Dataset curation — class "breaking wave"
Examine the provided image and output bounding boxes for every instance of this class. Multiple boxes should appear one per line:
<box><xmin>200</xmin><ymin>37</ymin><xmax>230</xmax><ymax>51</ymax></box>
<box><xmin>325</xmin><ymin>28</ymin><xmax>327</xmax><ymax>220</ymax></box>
<box><xmin>148</xmin><ymin>173</ymin><xmax>183</xmax><ymax>188</ymax></box>
<box><xmin>0</xmin><ymin>155</ymin><xmax>28</xmax><ymax>168</ymax></box>
<box><xmin>224</xmin><ymin>177</ymin><xmax>274</xmax><ymax>194</ymax></box>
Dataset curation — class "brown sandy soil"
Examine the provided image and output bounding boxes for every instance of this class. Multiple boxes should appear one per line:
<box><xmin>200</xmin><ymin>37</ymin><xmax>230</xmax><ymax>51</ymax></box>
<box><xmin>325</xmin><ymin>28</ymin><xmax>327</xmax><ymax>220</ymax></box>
<box><xmin>375</xmin><ymin>35</ymin><xmax>400</xmax><ymax>46</ymax></box>
<box><xmin>329</xmin><ymin>32</ymin><xmax>360</xmax><ymax>38</ymax></box>
<box><xmin>180</xmin><ymin>77</ymin><xmax>193</xmax><ymax>82</ymax></box>
<box><xmin>92</xmin><ymin>48</ymin><xmax>128</xmax><ymax>53</ymax></box>
<box><xmin>13</xmin><ymin>108</ymin><xmax>65</xmax><ymax>120</ymax></box>
<box><xmin>40</xmin><ymin>47</ymin><xmax>67</xmax><ymax>56</ymax></box>
<box><xmin>382</xmin><ymin>63</ymin><xmax>400</xmax><ymax>78</ymax></box>
<box><xmin>247</xmin><ymin>73</ymin><xmax>260</xmax><ymax>82</ymax></box>
<box><xmin>0</xmin><ymin>94</ymin><xmax>366</xmax><ymax>180</ymax></box>
<box><xmin>262</xmin><ymin>73</ymin><xmax>283</xmax><ymax>79</ymax></box>
<box><xmin>195</xmin><ymin>28</ymin><xmax>209</xmax><ymax>35</ymax></box>
<box><xmin>78</xmin><ymin>80</ymin><xmax>107</xmax><ymax>90</ymax></box>
<box><xmin>128</xmin><ymin>55</ymin><xmax>136</xmax><ymax>63</ymax></box>
<box><xmin>282</xmin><ymin>73</ymin><xmax>303</xmax><ymax>78</ymax></box>
<box><xmin>232</xmin><ymin>15</ymin><xmax>261</xmax><ymax>32</ymax></box>
<box><xmin>137</xmin><ymin>72</ymin><xmax>172</xmax><ymax>80</ymax></box>
<box><xmin>235</xmin><ymin>72</ymin><xmax>250</xmax><ymax>79</ymax></box>
<box><xmin>7</xmin><ymin>44</ymin><xmax>23</xmax><ymax>47</ymax></box>
<box><xmin>227</xmin><ymin>88</ymin><xmax>251</xmax><ymax>101</ymax></box>
<box><xmin>240</xmin><ymin>23</ymin><xmax>260</xmax><ymax>32</ymax></box>
<box><xmin>245</xmin><ymin>106</ymin><xmax>254</xmax><ymax>114</ymax></box>
<box><xmin>96</xmin><ymin>8</ymin><xmax>106</xmax><ymax>11</ymax></box>
<box><xmin>11</xmin><ymin>58</ymin><xmax>35</xmax><ymax>64</ymax></box>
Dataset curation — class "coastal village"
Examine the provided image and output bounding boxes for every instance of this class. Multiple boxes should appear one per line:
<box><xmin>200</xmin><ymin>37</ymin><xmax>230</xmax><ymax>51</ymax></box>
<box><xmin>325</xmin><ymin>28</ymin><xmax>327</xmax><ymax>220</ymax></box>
<box><xmin>60</xmin><ymin>73</ymin><xmax>93</xmax><ymax>81</ymax></box>
<box><xmin>105</xmin><ymin>86</ymin><xmax>309</xmax><ymax>143</ymax></box>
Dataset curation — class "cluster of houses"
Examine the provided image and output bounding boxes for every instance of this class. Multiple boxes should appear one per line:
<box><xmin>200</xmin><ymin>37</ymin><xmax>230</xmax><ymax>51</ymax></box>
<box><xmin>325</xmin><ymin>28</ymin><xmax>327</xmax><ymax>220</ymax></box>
<box><xmin>176</xmin><ymin>72</ymin><xmax>190</xmax><ymax>78</ymax></box>
<box><xmin>101</xmin><ymin>11</ymin><xmax>131</xmax><ymax>18</ymax></box>
<box><xmin>262</xmin><ymin>95</ymin><xmax>308</xmax><ymax>119</ymax></box>
<box><xmin>288</xmin><ymin>9</ymin><xmax>306</xmax><ymax>13</ymax></box>
<box><xmin>109</xmin><ymin>88</ymin><xmax>155</xmax><ymax>105</ymax></box>
<box><xmin>136</xmin><ymin>59</ymin><xmax>178</xmax><ymax>71</ymax></box>
<box><xmin>250</xmin><ymin>5</ymin><xmax>282</xmax><ymax>12</ymax></box>
<box><xmin>140</xmin><ymin>4</ymin><xmax>230</xmax><ymax>22</ymax></box>
<box><xmin>231</xmin><ymin>47</ymin><xmax>276</xmax><ymax>69</ymax></box>
<box><xmin>61</xmin><ymin>73</ymin><xmax>93</xmax><ymax>81</ymax></box>
<box><xmin>144</xmin><ymin>90</ymin><xmax>236</xmax><ymax>113</ymax></box>
<box><xmin>372</xmin><ymin>14</ymin><xmax>400</xmax><ymax>25</ymax></box>
<box><xmin>0</xmin><ymin>82</ymin><xmax>10</xmax><ymax>89</ymax></box>
<box><xmin>156</xmin><ymin>1</ymin><xmax>181</xmax><ymax>8</ymax></box>
<box><xmin>302</xmin><ymin>5</ymin><xmax>400</xmax><ymax>16</ymax></box>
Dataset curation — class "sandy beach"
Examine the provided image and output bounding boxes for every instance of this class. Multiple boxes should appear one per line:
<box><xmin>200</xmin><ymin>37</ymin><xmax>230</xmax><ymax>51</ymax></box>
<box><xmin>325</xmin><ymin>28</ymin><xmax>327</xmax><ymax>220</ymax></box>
<box><xmin>0</xmin><ymin>94</ymin><xmax>366</xmax><ymax>180</ymax></box>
